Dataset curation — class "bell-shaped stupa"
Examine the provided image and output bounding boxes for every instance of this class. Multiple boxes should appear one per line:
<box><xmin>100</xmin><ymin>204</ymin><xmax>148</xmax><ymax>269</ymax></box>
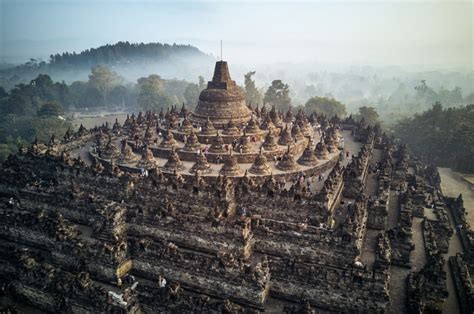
<box><xmin>191</xmin><ymin>61</ymin><xmax>252</xmax><ymax>128</ymax></box>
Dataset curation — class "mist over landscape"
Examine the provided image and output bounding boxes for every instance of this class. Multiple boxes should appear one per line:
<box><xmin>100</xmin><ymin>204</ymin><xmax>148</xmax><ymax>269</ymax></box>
<box><xmin>1</xmin><ymin>1</ymin><xmax>472</xmax><ymax>118</ymax></box>
<box><xmin>1</xmin><ymin>1</ymin><xmax>474</xmax><ymax>313</ymax></box>
<box><xmin>0</xmin><ymin>0</ymin><xmax>472</xmax><ymax>168</ymax></box>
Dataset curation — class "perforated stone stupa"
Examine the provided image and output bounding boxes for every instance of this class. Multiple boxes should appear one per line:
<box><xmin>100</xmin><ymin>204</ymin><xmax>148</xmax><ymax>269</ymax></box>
<box><xmin>191</xmin><ymin>61</ymin><xmax>252</xmax><ymax>128</ymax></box>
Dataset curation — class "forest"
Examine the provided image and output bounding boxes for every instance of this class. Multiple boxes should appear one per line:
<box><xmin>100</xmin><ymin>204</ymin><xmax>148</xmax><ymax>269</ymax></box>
<box><xmin>393</xmin><ymin>103</ymin><xmax>474</xmax><ymax>173</ymax></box>
<box><xmin>0</xmin><ymin>41</ymin><xmax>213</xmax><ymax>90</ymax></box>
<box><xmin>0</xmin><ymin>67</ymin><xmax>207</xmax><ymax>160</ymax></box>
<box><xmin>0</xmin><ymin>42</ymin><xmax>473</xmax><ymax>174</ymax></box>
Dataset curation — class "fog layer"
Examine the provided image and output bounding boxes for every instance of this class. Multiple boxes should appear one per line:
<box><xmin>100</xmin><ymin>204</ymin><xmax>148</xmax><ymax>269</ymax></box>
<box><xmin>1</xmin><ymin>0</ymin><xmax>472</xmax><ymax>70</ymax></box>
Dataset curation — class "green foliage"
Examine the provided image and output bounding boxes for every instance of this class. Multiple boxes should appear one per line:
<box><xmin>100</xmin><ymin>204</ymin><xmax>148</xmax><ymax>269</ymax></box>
<box><xmin>163</xmin><ymin>80</ymin><xmax>189</xmax><ymax>105</ymax></box>
<box><xmin>393</xmin><ymin>103</ymin><xmax>474</xmax><ymax>173</ymax></box>
<box><xmin>47</xmin><ymin>42</ymin><xmax>204</xmax><ymax>66</ymax></box>
<box><xmin>465</xmin><ymin>93</ymin><xmax>474</xmax><ymax>104</ymax></box>
<box><xmin>304</xmin><ymin>96</ymin><xmax>347</xmax><ymax>118</ymax></box>
<box><xmin>0</xmin><ymin>75</ymin><xmax>72</xmax><ymax>161</ymax></box>
<box><xmin>0</xmin><ymin>143</ymin><xmax>15</xmax><ymax>161</ymax></box>
<box><xmin>37</xmin><ymin>102</ymin><xmax>63</xmax><ymax>117</ymax></box>
<box><xmin>137</xmin><ymin>75</ymin><xmax>173</xmax><ymax>111</ymax></box>
<box><xmin>108</xmin><ymin>85</ymin><xmax>129</xmax><ymax>107</ymax></box>
<box><xmin>0</xmin><ymin>115</ymin><xmax>71</xmax><ymax>161</ymax></box>
<box><xmin>69</xmin><ymin>81</ymin><xmax>105</xmax><ymax>109</ymax></box>
<box><xmin>88</xmin><ymin>65</ymin><xmax>123</xmax><ymax>106</ymax></box>
<box><xmin>244</xmin><ymin>71</ymin><xmax>263</xmax><ymax>106</ymax></box>
<box><xmin>0</xmin><ymin>86</ymin><xmax>8</xmax><ymax>98</ymax></box>
<box><xmin>414</xmin><ymin>80</ymin><xmax>464</xmax><ymax>107</ymax></box>
<box><xmin>264</xmin><ymin>80</ymin><xmax>291</xmax><ymax>111</ymax></box>
<box><xmin>354</xmin><ymin>106</ymin><xmax>380</xmax><ymax>126</ymax></box>
<box><xmin>0</xmin><ymin>42</ymin><xmax>209</xmax><ymax>90</ymax></box>
<box><xmin>198</xmin><ymin>76</ymin><xmax>206</xmax><ymax>90</ymax></box>
<box><xmin>184</xmin><ymin>83</ymin><xmax>200</xmax><ymax>106</ymax></box>
<box><xmin>182</xmin><ymin>76</ymin><xmax>206</xmax><ymax>107</ymax></box>
<box><xmin>0</xmin><ymin>74</ymin><xmax>68</xmax><ymax>116</ymax></box>
<box><xmin>6</xmin><ymin>116</ymin><xmax>70</xmax><ymax>143</ymax></box>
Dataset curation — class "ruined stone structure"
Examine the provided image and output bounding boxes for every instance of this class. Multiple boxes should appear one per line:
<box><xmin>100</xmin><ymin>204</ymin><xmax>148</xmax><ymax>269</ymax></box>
<box><xmin>0</xmin><ymin>60</ymin><xmax>467</xmax><ymax>313</ymax></box>
<box><xmin>191</xmin><ymin>61</ymin><xmax>252</xmax><ymax>128</ymax></box>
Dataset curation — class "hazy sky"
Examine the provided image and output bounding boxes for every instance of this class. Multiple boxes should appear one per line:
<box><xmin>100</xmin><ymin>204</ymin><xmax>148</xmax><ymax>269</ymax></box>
<box><xmin>0</xmin><ymin>0</ymin><xmax>472</xmax><ymax>70</ymax></box>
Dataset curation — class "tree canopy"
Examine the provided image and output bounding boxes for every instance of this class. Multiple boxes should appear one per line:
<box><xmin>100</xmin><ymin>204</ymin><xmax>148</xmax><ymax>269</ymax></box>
<box><xmin>47</xmin><ymin>41</ymin><xmax>204</xmax><ymax>66</ymax></box>
<box><xmin>244</xmin><ymin>71</ymin><xmax>263</xmax><ymax>106</ymax></box>
<box><xmin>393</xmin><ymin>103</ymin><xmax>474</xmax><ymax>173</ymax></box>
<box><xmin>183</xmin><ymin>76</ymin><xmax>206</xmax><ymax>107</ymax></box>
<box><xmin>354</xmin><ymin>106</ymin><xmax>380</xmax><ymax>126</ymax></box>
<box><xmin>264</xmin><ymin>80</ymin><xmax>291</xmax><ymax>111</ymax></box>
<box><xmin>304</xmin><ymin>96</ymin><xmax>347</xmax><ymax>118</ymax></box>
<box><xmin>0</xmin><ymin>74</ymin><xmax>70</xmax><ymax>116</ymax></box>
<box><xmin>0</xmin><ymin>41</ymin><xmax>211</xmax><ymax>90</ymax></box>
<box><xmin>137</xmin><ymin>75</ymin><xmax>173</xmax><ymax>111</ymax></box>
<box><xmin>88</xmin><ymin>66</ymin><xmax>123</xmax><ymax>107</ymax></box>
<box><xmin>37</xmin><ymin>102</ymin><xmax>63</xmax><ymax>117</ymax></box>
<box><xmin>184</xmin><ymin>83</ymin><xmax>200</xmax><ymax>107</ymax></box>
<box><xmin>0</xmin><ymin>77</ymin><xmax>71</xmax><ymax>161</ymax></box>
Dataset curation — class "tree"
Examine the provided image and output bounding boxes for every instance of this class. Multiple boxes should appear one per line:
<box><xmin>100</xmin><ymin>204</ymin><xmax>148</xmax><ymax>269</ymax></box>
<box><xmin>1</xmin><ymin>93</ymin><xmax>32</xmax><ymax>116</ymax></box>
<box><xmin>88</xmin><ymin>65</ymin><xmax>122</xmax><ymax>108</ymax></box>
<box><xmin>0</xmin><ymin>86</ymin><xmax>8</xmax><ymax>99</ymax></box>
<box><xmin>162</xmin><ymin>79</ymin><xmax>190</xmax><ymax>105</ymax></box>
<box><xmin>182</xmin><ymin>76</ymin><xmax>206</xmax><ymax>107</ymax></box>
<box><xmin>465</xmin><ymin>93</ymin><xmax>474</xmax><ymax>104</ymax></box>
<box><xmin>137</xmin><ymin>75</ymin><xmax>173</xmax><ymax>111</ymax></box>
<box><xmin>69</xmin><ymin>81</ymin><xmax>105</xmax><ymax>109</ymax></box>
<box><xmin>264</xmin><ymin>80</ymin><xmax>291</xmax><ymax>111</ymax></box>
<box><xmin>438</xmin><ymin>86</ymin><xmax>463</xmax><ymax>105</ymax></box>
<box><xmin>184</xmin><ymin>83</ymin><xmax>200</xmax><ymax>106</ymax></box>
<box><xmin>198</xmin><ymin>76</ymin><xmax>206</xmax><ymax>90</ymax></box>
<box><xmin>355</xmin><ymin>106</ymin><xmax>380</xmax><ymax>126</ymax></box>
<box><xmin>304</xmin><ymin>96</ymin><xmax>346</xmax><ymax>118</ymax></box>
<box><xmin>393</xmin><ymin>103</ymin><xmax>474</xmax><ymax>173</ymax></box>
<box><xmin>109</xmin><ymin>85</ymin><xmax>128</xmax><ymax>108</ymax></box>
<box><xmin>37</xmin><ymin>102</ymin><xmax>63</xmax><ymax>117</ymax></box>
<box><xmin>414</xmin><ymin>80</ymin><xmax>438</xmax><ymax>104</ymax></box>
<box><xmin>244</xmin><ymin>71</ymin><xmax>262</xmax><ymax>106</ymax></box>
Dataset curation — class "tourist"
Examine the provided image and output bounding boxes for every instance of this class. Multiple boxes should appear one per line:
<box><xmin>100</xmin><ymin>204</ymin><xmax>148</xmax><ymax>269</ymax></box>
<box><xmin>238</xmin><ymin>206</ymin><xmax>247</xmax><ymax>216</ymax></box>
<box><xmin>158</xmin><ymin>275</ymin><xmax>167</xmax><ymax>288</ymax></box>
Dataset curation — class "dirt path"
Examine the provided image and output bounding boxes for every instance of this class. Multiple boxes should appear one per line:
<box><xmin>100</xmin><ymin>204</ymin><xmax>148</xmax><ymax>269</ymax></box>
<box><xmin>359</xmin><ymin>148</ymin><xmax>384</xmax><ymax>269</ymax></box>
<box><xmin>388</xmin><ymin>266</ymin><xmax>410</xmax><ymax>314</ymax></box>
<box><xmin>410</xmin><ymin>217</ymin><xmax>427</xmax><ymax>272</ymax></box>
<box><xmin>438</xmin><ymin>167</ymin><xmax>474</xmax><ymax>226</ymax></box>
<box><xmin>442</xmin><ymin>203</ymin><xmax>463</xmax><ymax>314</ymax></box>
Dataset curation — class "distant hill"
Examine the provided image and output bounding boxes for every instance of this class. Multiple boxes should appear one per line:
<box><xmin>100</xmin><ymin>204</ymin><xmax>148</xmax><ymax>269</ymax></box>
<box><xmin>0</xmin><ymin>41</ymin><xmax>215</xmax><ymax>90</ymax></box>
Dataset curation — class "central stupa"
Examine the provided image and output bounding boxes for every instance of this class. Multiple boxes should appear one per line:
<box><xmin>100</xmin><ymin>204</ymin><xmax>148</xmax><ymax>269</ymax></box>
<box><xmin>191</xmin><ymin>61</ymin><xmax>252</xmax><ymax>128</ymax></box>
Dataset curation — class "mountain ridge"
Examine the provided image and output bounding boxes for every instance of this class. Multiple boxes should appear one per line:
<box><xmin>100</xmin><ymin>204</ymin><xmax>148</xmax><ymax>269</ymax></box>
<box><xmin>0</xmin><ymin>41</ymin><xmax>214</xmax><ymax>90</ymax></box>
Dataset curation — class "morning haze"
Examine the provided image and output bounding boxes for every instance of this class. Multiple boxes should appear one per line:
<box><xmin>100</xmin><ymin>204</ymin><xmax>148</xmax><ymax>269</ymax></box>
<box><xmin>1</xmin><ymin>0</ymin><xmax>472</xmax><ymax>69</ymax></box>
<box><xmin>0</xmin><ymin>1</ymin><xmax>474</xmax><ymax>314</ymax></box>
